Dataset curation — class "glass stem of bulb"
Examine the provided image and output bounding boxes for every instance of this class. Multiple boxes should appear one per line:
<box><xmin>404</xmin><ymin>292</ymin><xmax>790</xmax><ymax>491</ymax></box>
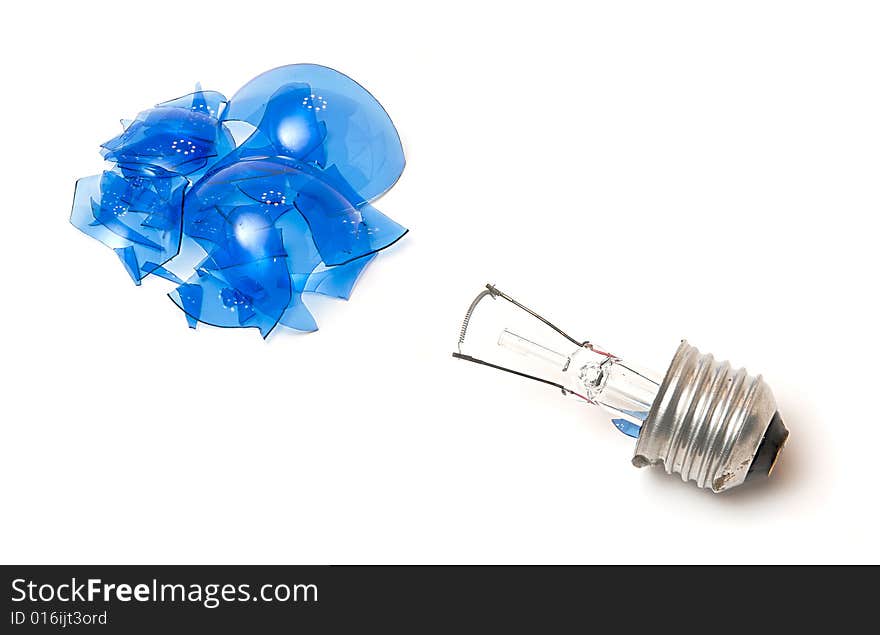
<box><xmin>497</xmin><ymin>328</ymin><xmax>662</xmax><ymax>428</ymax></box>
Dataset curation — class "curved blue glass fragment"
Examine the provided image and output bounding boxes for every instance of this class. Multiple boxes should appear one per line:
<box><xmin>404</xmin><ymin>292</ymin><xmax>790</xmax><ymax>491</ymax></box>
<box><xmin>169</xmin><ymin>255</ymin><xmax>298</xmax><ymax>337</ymax></box>
<box><xmin>101</xmin><ymin>89</ymin><xmax>233</xmax><ymax>179</ymax></box>
<box><xmin>71</xmin><ymin>170</ymin><xmax>187</xmax><ymax>284</ymax></box>
<box><xmin>300</xmin><ymin>254</ymin><xmax>376</xmax><ymax>299</ymax></box>
<box><xmin>223</xmin><ymin>64</ymin><xmax>405</xmax><ymax>203</ymax></box>
<box><xmin>158</xmin><ymin>86</ymin><xmax>228</xmax><ymax>118</ymax></box>
<box><xmin>189</xmin><ymin>157</ymin><xmax>406</xmax><ymax>265</ymax></box>
<box><xmin>72</xmin><ymin>65</ymin><xmax>405</xmax><ymax>336</ymax></box>
<box><xmin>172</xmin><ymin>155</ymin><xmax>405</xmax><ymax>335</ymax></box>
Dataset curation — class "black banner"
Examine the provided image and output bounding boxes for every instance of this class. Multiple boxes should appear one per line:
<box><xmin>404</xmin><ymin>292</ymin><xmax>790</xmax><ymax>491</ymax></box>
<box><xmin>0</xmin><ymin>565</ymin><xmax>866</xmax><ymax>631</ymax></box>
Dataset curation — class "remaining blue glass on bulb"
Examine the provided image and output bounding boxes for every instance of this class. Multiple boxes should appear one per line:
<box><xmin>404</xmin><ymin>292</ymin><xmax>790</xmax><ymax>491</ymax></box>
<box><xmin>71</xmin><ymin>64</ymin><xmax>406</xmax><ymax>336</ymax></box>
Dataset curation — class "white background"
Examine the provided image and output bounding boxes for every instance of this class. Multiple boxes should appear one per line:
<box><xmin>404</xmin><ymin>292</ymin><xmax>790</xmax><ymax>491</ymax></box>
<box><xmin>1</xmin><ymin>1</ymin><xmax>877</xmax><ymax>564</ymax></box>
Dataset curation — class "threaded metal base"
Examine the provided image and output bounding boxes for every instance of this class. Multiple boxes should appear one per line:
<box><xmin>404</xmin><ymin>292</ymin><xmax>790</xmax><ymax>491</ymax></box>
<box><xmin>632</xmin><ymin>341</ymin><xmax>784</xmax><ymax>493</ymax></box>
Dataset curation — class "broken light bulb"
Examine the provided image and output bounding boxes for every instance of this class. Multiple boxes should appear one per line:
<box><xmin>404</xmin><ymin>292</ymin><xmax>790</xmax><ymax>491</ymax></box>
<box><xmin>452</xmin><ymin>284</ymin><xmax>789</xmax><ymax>493</ymax></box>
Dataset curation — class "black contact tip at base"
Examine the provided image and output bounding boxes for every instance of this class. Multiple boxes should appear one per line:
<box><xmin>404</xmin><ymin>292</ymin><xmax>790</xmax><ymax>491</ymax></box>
<box><xmin>746</xmin><ymin>411</ymin><xmax>789</xmax><ymax>482</ymax></box>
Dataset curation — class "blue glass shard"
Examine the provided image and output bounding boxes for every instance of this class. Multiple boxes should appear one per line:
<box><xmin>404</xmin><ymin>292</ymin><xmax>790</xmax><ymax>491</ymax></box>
<box><xmin>115</xmin><ymin>246</ymin><xmax>142</xmax><ymax>286</ymax></box>
<box><xmin>173</xmin><ymin>283</ymin><xmax>203</xmax><ymax>329</ymax></box>
<box><xmin>101</xmin><ymin>89</ymin><xmax>233</xmax><ymax>179</ymax></box>
<box><xmin>223</xmin><ymin>64</ymin><xmax>405</xmax><ymax>203</ymax></box>
<box><xmin>141</xmin><ymin>263</ymin><xmax>184</xmax><ymax>284</ymax></box>
<box><xmin>71</xmin><ymin>171</ymin><xmax>187</xmax><ymax>283</ymax></box>
<box><xmin>158</xmin><ymin>87</ymin><xmax>228</xmax><ymax>119</ymax></box>
<box><xmin>301</xmin><ymin>254</ymin><xmax>376</xmax><ymax>300</ymax></box>
<box><xmin>277</xmin><ymin>294</ymin><xmax>320</xmax><ymax>332</ymax></box>
<box><xmin>229</xmin><ymin>86</ymin><xmax>328</xmax><ymax>166</ymax></box>
<box><xmin>612</xmin><ymin>418</ymin><xmax>642</xmax><ymax>439</ymax></box>
<box><xmin>169</xmin><ymin>257</ymin><xmax>295</xmax><ymax>338</ymax></box>
<box><xmin>72</xmin><ymin>65</ymin><xmax>405</xmax><ymax>336</ymax></box>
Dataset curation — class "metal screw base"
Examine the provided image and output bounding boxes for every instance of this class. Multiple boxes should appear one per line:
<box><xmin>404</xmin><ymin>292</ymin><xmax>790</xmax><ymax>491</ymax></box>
<box><xmin>632</xmin><ymin>341</ymin><xmax>786</xmax><ymax>493</ymax></box>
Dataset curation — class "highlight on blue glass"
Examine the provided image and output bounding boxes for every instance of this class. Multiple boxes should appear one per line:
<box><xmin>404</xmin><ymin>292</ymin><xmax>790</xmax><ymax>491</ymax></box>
<box><xmin>70</xmin><ymin>65</ymin><xmax>406</xmax><ymax>337</ymax></box>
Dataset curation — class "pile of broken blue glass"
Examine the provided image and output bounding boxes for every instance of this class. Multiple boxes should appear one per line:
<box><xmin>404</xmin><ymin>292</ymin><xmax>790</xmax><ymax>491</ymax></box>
<box><xmin>71</xmin><ymin>64</ymin><xmax>406</xmax><ymax>337</ymax></box>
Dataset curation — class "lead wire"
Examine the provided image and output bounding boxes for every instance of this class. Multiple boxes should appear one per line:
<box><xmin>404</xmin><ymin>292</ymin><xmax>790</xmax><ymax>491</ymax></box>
<box><xmin>452</xmin><ymin>283</ymin><xmax>592</xmax><ymax>401</ymax></box>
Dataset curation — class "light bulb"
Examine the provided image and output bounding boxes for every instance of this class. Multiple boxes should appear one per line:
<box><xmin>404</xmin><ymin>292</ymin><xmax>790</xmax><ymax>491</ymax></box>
<box><xmin>452</xmin><ymin>284</ymin><xmax>789</xmax><ymax>493</ymax></box>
